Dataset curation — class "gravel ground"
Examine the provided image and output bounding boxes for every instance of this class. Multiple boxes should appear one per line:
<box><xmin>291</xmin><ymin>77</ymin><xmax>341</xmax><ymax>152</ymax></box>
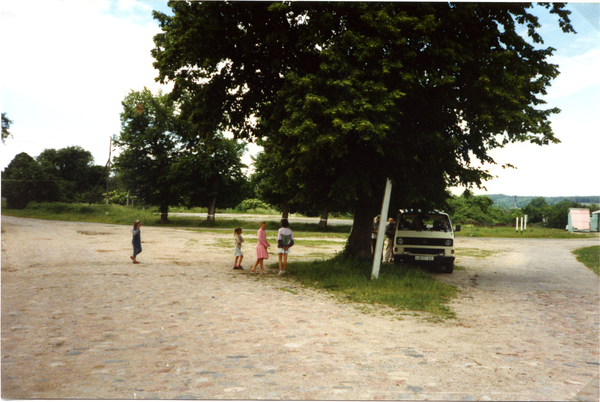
<box><xmin>1</xmin><ymin>216</ymin><xmax>599</xmax><ymax>400</ymax></box>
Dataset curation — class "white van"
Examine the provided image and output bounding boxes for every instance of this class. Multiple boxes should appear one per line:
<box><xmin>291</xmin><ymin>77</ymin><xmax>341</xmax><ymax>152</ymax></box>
<box><xmin>393</xmin><ymin>210</ymin><xmax>459</xmax><ymax>273</ymax></box>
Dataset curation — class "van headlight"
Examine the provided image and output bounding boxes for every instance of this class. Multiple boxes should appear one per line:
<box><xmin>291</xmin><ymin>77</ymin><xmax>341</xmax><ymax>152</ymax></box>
<box><xmin>445</xmin><ymin>240</ymin><xmax>452</xmax><ymax>246</ymax></box>
<box><xmin>396</xmin><ymin>238</ymin><xmax>403</xmax><ymax>245</ymax></box>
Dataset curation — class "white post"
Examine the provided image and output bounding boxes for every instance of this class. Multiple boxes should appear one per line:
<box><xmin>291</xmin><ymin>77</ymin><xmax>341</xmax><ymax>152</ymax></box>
<box><xmin>524</xmin><ymin>215</ymin><xmax>528</xmax><ymax>231</ymax></box>
<box><xmin>520</xmin><ymin>216</ymin><xmax>524</xmax><ymax>233</ymax></box>
<box><xmin>516</xmin><ymin>217</ymin><xmax>519</xmax><ymax>232</ymax></box>
<box><xmin>372</xmin><ymin>178</ymin><xmax>393</xmax><ymax>280</ymax></box>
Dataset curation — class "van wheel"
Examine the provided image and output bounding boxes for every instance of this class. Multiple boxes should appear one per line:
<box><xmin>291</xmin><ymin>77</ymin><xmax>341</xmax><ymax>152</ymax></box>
<box><xmin>444</xmin><ymin>262</ymin><xmax>454</xmax><ymax>274</ymax></box>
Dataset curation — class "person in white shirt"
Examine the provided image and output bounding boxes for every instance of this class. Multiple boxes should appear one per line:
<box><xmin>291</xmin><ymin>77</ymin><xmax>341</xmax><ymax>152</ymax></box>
<box><xmin>276</xmin><ymin>219</ymin><xmax>294</xmax><ymax>275</ymax></box>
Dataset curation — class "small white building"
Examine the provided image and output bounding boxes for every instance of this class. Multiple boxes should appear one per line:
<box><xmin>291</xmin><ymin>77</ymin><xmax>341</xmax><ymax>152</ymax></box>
<box><xmin>567</xmin><ymin>208</ymin><xmax>590</xmax><ymax>232</ymax></box>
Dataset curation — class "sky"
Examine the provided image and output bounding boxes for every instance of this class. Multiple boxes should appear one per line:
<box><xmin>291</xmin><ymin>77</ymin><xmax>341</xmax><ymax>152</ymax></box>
<box><xmin>1</xmin><ymin>1</ymin><xmax>599</xmax><ymax>198</ymax></box>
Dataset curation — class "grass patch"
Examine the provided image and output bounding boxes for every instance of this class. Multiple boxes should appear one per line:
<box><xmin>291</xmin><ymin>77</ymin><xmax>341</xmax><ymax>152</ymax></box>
<box><xmin>1</xmin><ymin>202</ymin><xmax>352</xmax><ymax>234</ymax></box>
<box><xmin>212</xmin><ymin>238</ymin><xmax>233</xmax><ymax>249</ymax></box>
<box><xmin>572</xmin><ymin>245</ymin><xmax>600</xmax><ymax>275</ymax></box>
<box><xmin>294</xmin><ymin>239</ymin><xmax>345</xmax><ymax>247</ymax></box>
<box><xmin>456</xmin><ymin>225</ymin><xmax>597</xmax><ymax>239</ymax></box>
<box><xmin>281</xmin><ymin>255</ymin><xmax>458</xmax><ymax>320</ymax></box>
<box><xmin>2</xmin><ymin>202</ymin><xmax>160</xmax><ymax>225</ymax></box>
<box><xmin>456</xmin><ymin>248</ymin><xmax>497</xmax><ymax>259</ymax></box>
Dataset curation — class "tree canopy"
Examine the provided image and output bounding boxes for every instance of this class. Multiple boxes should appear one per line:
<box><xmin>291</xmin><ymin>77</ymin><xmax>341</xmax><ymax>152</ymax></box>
<box><xmin>112</xmin><ymin>88</ymin><xmax>248</xmax><ymax>223</ymax></box>
<box><xmin>152</xmin><ymin>2</ymin><xmax>574</xmax><ymax>256</ymax></box>
<box><xmin>37</xmin><ymin>146</ymin><xmax>103</xmax><ymax>200</ymax></box>
<box><xmin>1</xmin><ymin>153</ymin><xmax>62</xmax><ymax>208</ymax></box>
<box><xmin>1</xmin><ymin>147</ymin><xmax>105</xmax><ymax>208</ymax></box>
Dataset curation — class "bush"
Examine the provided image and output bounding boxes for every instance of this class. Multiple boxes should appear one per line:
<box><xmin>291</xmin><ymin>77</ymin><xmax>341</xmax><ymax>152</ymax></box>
<box><xmin>107</xmin><ymin>190</ymin><xmax>129</xmax><ymax>205</ymax></box>
<box><xmin>235</xmin><ymin>198</ymin><xmax>276</xmax><ymax>213</ymax></box>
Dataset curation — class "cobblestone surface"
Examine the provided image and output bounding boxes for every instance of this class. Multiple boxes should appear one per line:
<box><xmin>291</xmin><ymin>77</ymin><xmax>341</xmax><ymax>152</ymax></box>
<box><xmin>1</xmin><ymin>217</ymin><xmax>599</xmax><ymax>400</ymax></box>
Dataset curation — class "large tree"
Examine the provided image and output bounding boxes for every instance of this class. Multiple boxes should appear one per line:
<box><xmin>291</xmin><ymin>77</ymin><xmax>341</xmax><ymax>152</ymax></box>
<box><xmin>113</xmin><ymin>88</ymin><xmax>248</xmax><ymax>223</ymax></box>
<box><xmin>171</xmin><ymin>132</ymin><xmax>248</xmax><ymax>222</ymax></box>
<box><xmin>36</xmin><ymin>146</ymin><xmax>103</xmax><ymax>201</ymax></box>
<box><xmin>523</xmin><ymin>196</ymin><xmax>551</xmax><ymax>224</ymax></box>
<box><xmin>152</xmin><ymin>2</ymin><xmax>574</xmax><ymax>257</ymax></box>
<box><xmin>112</xmin><ymin>88</ymin><xmax>186</xmax><ymax>223</ymax></box>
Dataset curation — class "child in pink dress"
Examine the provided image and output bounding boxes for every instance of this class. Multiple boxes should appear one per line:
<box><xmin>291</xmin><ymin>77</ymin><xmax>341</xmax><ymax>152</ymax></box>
<box><xmin>251</xmin><ymin>222</ymin><xmax>270</xmax><ymax>274</ymax></box>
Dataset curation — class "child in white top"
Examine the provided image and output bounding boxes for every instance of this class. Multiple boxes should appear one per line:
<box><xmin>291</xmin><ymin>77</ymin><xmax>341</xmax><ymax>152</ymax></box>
<box><xmin>276</xmin><ymin>219</ymin><xmax>294</xmax><ymax>275</ymax></box>
<box><xmin>233</xmin><ymin>227</ymin><xmax>244</xmax><ymax>270</ymax></box>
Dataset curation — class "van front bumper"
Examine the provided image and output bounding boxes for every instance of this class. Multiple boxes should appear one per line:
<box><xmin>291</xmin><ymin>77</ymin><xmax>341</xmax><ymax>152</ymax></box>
<box><xmin>394</xmin><ymin>255</ymin><xmax>455</xmax><ymax>264</ymax></box>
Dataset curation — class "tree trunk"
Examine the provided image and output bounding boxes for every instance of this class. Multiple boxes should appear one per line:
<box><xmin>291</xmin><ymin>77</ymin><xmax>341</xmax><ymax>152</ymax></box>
<box><xmin>346</xmin><ymin>198</ymin><xmax>377</xmax><ymax>259</ymax></box>
<box><xmin>207</xmin><ymin>197</ymin><xmax>216</xmax><ymax>223</ymax></box>
<box><xmin>160</xmin><ymin>205</ymin><xmax>169</xmax><ymax>224</ymax></box>
<box><xmin>318</xmin><ymin>205</ymin><xmax>329</xmax><ymax>229</ymax></box>
<box><xmin>281</xmin><ymin>201</ymin><xmax>290</xmax><ymax>220</ymax></box>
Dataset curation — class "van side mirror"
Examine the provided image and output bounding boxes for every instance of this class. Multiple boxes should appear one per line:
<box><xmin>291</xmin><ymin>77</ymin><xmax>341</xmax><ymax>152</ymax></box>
<box><xmin>455</xmin><ymin>225</ymin><xmax>461</xmax><ymax>232</ymax></box>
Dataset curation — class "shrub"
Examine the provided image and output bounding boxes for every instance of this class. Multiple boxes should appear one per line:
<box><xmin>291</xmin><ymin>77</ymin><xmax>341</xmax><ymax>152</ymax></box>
<box><xmin>235</xmin><ymin>198</ymin><xmax>276</xmax><ymax>213</ymax></box>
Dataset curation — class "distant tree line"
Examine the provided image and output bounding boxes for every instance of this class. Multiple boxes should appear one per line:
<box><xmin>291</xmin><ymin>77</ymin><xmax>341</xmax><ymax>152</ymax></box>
<box><xmin>485</xmin><ymin>194</ymin><xmax>600</xmax><ymax>209</ymax></box>
<box><xmin>3</xmin><ymin>142</ymin><xmax>597</xmax><ymax>232</ymax></box>
<box><xmin>1</xmin><ymin>147</ymin><xmax>105</xmax><ymax>209</ymax></box>
<box><xmin>447</xmin><ymin>191</ymin><xmax>599</xmax><ymax>229</ymax></box>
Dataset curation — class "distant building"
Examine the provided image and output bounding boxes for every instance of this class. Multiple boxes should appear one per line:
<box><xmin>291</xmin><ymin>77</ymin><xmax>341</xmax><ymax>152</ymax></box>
<box><xmin>567</xmin><ymin>208</ymin><xmax>591</xmax><ymax>232</ymax></box>
<box><xmin>591</xmin><ymin>211</ymin><xmax>600</xmax><ymax>232</ymax></box>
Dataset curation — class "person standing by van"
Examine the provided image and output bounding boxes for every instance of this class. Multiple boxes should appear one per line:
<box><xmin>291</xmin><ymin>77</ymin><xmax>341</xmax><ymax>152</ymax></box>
<box><xmin>371</xmin><ymin>215</ymin><xmax>380</xmax><ymax>255</ymax></box>
<box><xmin>384</xmin><ymin>217</ymin><xmax>396</xmax><ymax>262</ymax></box>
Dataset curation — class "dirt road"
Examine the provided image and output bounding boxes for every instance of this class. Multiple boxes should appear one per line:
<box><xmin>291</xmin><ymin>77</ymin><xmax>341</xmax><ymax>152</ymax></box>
<box><xmin>1</xmin><ymin>216</ymin><xmax>598</xmax><ymax>400</ymax></box>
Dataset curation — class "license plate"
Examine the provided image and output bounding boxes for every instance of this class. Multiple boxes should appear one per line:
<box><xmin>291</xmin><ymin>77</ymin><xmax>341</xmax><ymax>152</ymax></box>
<box><xmin>415</xmin><ymin>256</ymin><xmax>434</xmax><ymax>261</ymax></box>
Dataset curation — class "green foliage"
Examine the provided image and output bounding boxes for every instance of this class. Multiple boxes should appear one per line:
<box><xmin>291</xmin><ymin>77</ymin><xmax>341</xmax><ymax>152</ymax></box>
<box><xmin>151</xmin><ymin>2</ymin><xmax>574</xmax><ymax>256</ymax></box>
<box><xmin>522</xmin><ymin>197</ymin><xmax>550</xmax><ymax>224</ymax></box>
<box><xmin>112</xmin><ymin>88</ymin><xmax>184</xmax><ymax>219</ymax></box>
<box><xmin>250</xmin><ymin>151</ymin><xmax>299</xmax><ymax>214</ymax></box>
<box><xmin>36</xmin><ymin>146</ymin><xmax>103</xmax><ymax>201</ymax></box>
<box><xmin>112</xmin><ymin>88</ymin><xmax>248</xmax><ymax>221</ymax></box>
<box><xmin>107</xmin><ymin>189</ymin><xmax>129</xmax><ymax>205</ymax></box>
<box><xmin>2</xmin><ymin>145</ymin><xmax>114</xmax><ymax>208</ymax></box>
<box><xmin>172</xmin><ymin>133</ymin><xmax>248</xmax><ymax>210</ymax></box>
<box><xmin>447</xmin><ymin>190</ymin><xmax>506</xmax><ymax>224</ymax></box>
<box><xmin>547</xmin><ymin>199</ymin><xmax>582</xmax><ymax>229</ymax></box>
<box><xmin>2</xmin><ymin>112</ymin><xmax>12</xmax><ymax>143</ymax></box>
<box><xmin>487</xmin><ymin>194</ymin><xmax>600</xmax><ymax>209</ymax></box>
<box><xmin>447</xmin><ymin>193</ymin><xmax>598</xmax><ymax>229</ymax></box>
<box><xmin>1</xmin><ymin>152</ymin><xmax>63</xmax><ymax>209</ymax></box>
<box><xmin>234</xmin><ymin>198</ymin><xmax>277</xmax><ymax>213</ymax></box>
<box><xmin>572</xmin><ymin>245</ymin><xmax>600</xmax><ymax>275</ymax></box>
<box><xmin>284</xmin><ymin>254</ymin><xmax>458</xmax><ymax>319</ymax></box>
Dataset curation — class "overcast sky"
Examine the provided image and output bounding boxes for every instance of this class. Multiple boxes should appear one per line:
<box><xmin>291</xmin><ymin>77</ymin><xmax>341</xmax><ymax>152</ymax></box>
<box><xmin>1</xmin><ymin>1</ymin><xmax>598</xmax><ymax>198</ymax></box>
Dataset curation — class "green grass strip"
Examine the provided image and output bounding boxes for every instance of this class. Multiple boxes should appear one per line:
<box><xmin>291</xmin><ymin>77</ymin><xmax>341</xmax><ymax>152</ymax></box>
<box><xmin>572</xmin><ymin>245</ymin><xmax>600</xmax><ymax>275</ymax></box>
<box><xmin>1</xmin><ymin>202</ymin><xmax>352</xmax><ymax>233</ymax></box>
<box><xmin>279</xmin><ymin>255</ymin><xmax>458</xmax><ymax>320</ymax></box>
<box><xmin>456</xmin><ymin>225</ymin><xmax>597</xmax><ymax>239</ymax></box>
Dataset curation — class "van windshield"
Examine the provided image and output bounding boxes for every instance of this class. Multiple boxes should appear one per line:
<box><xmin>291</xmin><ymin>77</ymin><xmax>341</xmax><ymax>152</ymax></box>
<box><xmin>398</xmin><ymin>213</ymin><xmax>451</xmax><ymax>232</ymax></box>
